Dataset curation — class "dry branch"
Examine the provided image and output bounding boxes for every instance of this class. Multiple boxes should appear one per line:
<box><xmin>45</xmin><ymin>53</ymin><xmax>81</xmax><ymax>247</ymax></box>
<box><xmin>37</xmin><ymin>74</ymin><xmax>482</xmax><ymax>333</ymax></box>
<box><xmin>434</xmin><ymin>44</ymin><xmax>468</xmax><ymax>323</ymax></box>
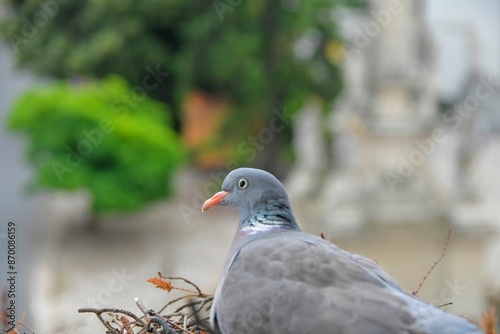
<box><xmin>412</xmin><ymin>228</ymin><xmax>452</xmax><ymax>296</ymax></box>
<box><xmin>0</xmin><ymin>312</ymin><xmax>35</xmax><ymax>334</ymax></box>
<box><xmin>79</xmin><ymin>274</ymin><xmax>213</xmax><ymax>334</ymax></box>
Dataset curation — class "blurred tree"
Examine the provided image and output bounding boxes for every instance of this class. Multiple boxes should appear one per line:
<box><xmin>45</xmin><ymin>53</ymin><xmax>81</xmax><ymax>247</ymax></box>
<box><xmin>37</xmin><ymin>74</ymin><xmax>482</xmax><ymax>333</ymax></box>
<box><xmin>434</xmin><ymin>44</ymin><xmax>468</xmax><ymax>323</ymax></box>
<box><xmin>8</xmin><ymin>76</ymin><xmax>186</xmax><ymax>226</ymax></box>
<box><xmin>1</xmin><ymin>0</ymin><xmax>364</xmax><ymax>172</ymax></box>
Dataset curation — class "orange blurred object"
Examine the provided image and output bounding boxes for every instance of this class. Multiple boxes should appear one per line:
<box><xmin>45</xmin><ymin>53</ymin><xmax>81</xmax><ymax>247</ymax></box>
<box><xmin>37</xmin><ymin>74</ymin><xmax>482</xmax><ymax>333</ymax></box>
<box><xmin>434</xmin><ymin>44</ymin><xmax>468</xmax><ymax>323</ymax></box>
<box><xmin>181</xmin><ymin>91</ymin><xmax>235</xmax><ymax>169</ymax></box>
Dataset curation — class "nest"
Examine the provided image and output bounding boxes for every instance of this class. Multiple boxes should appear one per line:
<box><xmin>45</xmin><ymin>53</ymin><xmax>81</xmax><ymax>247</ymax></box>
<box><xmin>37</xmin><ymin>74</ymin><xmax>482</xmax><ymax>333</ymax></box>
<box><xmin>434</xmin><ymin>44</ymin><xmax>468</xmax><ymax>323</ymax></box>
<box><xmin>78</xmin><ymin>273</ymin><xmax>214</xmax><ymax>334</ymax></box>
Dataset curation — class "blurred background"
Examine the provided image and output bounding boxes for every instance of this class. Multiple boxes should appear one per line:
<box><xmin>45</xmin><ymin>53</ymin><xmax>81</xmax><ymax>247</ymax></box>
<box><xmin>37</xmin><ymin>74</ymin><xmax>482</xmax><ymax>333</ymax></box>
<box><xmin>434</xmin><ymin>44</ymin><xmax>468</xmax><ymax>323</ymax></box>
<box><xmin>0</xmin><ymin>0</ymin><xmax>499</xmax><ymax>332</ymax></box>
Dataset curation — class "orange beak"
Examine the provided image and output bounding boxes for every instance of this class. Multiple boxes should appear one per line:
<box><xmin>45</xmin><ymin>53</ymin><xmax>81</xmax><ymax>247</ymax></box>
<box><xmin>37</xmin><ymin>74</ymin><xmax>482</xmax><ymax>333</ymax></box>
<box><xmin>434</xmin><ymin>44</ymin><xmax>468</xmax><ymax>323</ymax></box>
<box><xmin>202</xmin><ymin>191</ymin><xmax>229</xmax><ymax>212</ymax></box>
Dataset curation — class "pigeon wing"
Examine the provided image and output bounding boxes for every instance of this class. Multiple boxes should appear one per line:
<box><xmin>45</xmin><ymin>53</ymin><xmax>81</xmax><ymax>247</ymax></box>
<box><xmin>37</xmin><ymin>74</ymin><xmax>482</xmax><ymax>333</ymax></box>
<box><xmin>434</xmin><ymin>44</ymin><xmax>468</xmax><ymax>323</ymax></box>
<box><xmin>214</xmin><ymin>233</ymin><xmax>424</xmax><ymax>334</ymax></box>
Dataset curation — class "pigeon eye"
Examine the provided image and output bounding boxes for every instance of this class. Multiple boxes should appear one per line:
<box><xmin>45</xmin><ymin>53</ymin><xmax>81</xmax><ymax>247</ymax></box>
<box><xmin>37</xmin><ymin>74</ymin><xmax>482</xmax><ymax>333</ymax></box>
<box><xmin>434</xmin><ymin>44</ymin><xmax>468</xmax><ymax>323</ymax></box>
<box><xmin>238</xmin><ymin>179</ymin><xmax>248</xmax><ymax>189</ymax></box>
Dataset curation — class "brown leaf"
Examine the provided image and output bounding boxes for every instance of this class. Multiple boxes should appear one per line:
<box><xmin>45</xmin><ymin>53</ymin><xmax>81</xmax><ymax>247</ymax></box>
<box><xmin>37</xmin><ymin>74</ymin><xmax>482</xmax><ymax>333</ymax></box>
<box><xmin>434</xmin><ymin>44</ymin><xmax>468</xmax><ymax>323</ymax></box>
<box><xmin>147</xmin><ymin>277</ymin><xmax>173</xmax><ymax>292</ymax></box>
<box><xmin>120</xmin><ymin>316</ymin><xmax>133</xmax><ymax>334</ymax></box>
<box><xmin>482</xmin><ymin>307</ymin><xmax>498</xmax><ymax>334</ymax></box>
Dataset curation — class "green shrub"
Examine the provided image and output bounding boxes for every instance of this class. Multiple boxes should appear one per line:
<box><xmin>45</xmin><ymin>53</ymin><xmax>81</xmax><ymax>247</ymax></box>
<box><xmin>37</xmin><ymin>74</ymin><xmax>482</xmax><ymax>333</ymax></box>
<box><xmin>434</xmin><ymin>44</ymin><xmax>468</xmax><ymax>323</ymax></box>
<box><xmin>0</xmin><ymin>0</ymin><xmax>365</xmax><ymax>169</ymax></box>
<box><xmin>9</xmin><ymin>75</ymin><xmax>186</xmax><ymax>213</ymax></box>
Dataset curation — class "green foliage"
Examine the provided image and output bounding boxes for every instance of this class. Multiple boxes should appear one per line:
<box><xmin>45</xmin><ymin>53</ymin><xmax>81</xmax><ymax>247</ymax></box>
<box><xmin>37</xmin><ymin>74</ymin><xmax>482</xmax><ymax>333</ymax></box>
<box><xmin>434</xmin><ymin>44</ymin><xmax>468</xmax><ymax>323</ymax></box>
<box><xmin>9</xmin><ymin>76</ymin><xmax>186</xmax><ymax>213</ymax></box>
<box><xmin>0</xmin><ymin>0</ymin><xmax>362</xmax><ymax>125</ymax></box>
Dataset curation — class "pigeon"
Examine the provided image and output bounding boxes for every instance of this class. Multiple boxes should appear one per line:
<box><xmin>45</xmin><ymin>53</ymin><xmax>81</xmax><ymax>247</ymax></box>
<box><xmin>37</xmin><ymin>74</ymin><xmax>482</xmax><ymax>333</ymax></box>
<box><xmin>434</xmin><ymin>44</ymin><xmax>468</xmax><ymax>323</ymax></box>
<box><xmin>202</xmin><ymin>168</ymin><xmax>483</xmax><ymax>334</ymax></box>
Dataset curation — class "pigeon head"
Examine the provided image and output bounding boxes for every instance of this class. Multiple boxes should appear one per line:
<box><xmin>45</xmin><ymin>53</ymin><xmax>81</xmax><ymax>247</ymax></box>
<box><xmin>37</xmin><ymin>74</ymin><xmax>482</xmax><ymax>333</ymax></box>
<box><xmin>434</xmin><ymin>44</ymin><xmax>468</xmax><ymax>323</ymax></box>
<box><xmin>202</xmin><ymin>168</ymin><xmax>299</xmax><ymax>229</ymax></box>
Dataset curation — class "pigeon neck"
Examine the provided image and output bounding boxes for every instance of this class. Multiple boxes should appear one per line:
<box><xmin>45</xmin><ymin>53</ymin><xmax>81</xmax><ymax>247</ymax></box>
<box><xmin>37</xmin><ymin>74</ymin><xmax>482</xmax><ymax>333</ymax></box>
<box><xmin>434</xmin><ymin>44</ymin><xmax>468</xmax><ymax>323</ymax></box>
<box><xmin>239</xmin><ymin>200</ymin><xmax>300</xmax><ymax>235</ymax></box>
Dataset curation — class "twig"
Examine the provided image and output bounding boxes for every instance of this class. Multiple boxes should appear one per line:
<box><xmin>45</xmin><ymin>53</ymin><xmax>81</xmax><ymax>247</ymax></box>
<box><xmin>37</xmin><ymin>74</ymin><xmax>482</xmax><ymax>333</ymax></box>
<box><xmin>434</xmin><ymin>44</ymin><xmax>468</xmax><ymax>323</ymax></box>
<box><xmin>461</xmin><ymin>313</ymin><xmax>482</xmax><ymax>329</ymax></box>
<box><xmin>157</xmin><ymin>273</ymin><xmax>205</xmax><ymax>296</ymax></box>
<box><xmin>157</xmin><ymin>295</ymin><xmax>211</xmax><ymax>316</ymax></box>
<box><xmin>172</xmin><ymin>297</ymin><xmax>212</xmax><ymax>314</ymax></box>
<box><xmin>18</xmin><ymin>313</ymin><xmax>35</xmax><ymax>334</ymax></box>
<box><xmin>164</xmin><ymin>321</ymin><xmax>195</xmax><ymax>334</ymax></box>
<box><xmin>79</xmin><ymin>307</ymin><xmax>146</xmax><ymax>333</ymax></box>
<box><xmin>146</xmin><ymin>316</ymin><xmax>176</xmax><ymax>334</ymax></box>
<box><xmin>0</xmin><ymin>312</ymin><xmax>36</xmax><ymax>334</ymax></box>
<box><xmin>412</xmin><ymin>228</ymin><xmax>451</xmax><ymax>296</ymax></box>
<box><xmin>120</xmin><ymin>316</ymin><xmax>134</xmax><ymax>334</ymax></box>
<box><xmin>188</xmin><ymin>299</ymin><xmax>214</xmax><ymax>333</ymax></box>
<box><xmin>137</xmin><ymin>297</ymin><xmax>200</xmax><ymax>334</ymax></box>
<box><xmin>136</xmin><ymin>297</ymin><xmax>154</xmax><ymax>317</ymax></box>
<box><xmin>84</xmin><ymin>276</ymin><xmax>213</xmax><ymax>333</ymax></box>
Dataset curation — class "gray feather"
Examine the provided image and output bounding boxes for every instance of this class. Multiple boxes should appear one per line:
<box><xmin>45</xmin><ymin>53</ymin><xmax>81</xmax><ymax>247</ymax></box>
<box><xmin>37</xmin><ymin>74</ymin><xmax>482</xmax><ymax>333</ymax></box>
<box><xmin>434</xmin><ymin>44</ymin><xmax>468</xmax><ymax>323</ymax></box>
<box><xmin>207</xmin><ymin>168</ymin><xmax>482</xmax><ymax>334</ymax></box>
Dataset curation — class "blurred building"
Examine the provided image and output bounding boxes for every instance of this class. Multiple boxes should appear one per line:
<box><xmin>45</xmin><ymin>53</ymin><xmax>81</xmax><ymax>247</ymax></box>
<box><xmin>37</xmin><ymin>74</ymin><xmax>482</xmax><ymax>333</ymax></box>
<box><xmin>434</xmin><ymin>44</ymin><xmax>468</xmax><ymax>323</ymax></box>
<box><xmin>288</xmin><ymin>0</ymin><xmax>500</xmax><ymax>320</ymax></box>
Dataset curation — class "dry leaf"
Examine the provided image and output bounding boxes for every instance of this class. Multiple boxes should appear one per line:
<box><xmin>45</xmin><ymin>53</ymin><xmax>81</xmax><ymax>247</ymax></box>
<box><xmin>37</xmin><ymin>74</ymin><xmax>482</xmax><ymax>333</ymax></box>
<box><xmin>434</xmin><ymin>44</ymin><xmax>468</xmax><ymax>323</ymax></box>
<box><xmin>482</xmin><ymin>307</ymin><xmax>498</xmax><ymax>334</ymax></box>
<box><xmin>147</xmin><ymin>277</ymin><xmax>173</xmax><ymax>292</ymax></box>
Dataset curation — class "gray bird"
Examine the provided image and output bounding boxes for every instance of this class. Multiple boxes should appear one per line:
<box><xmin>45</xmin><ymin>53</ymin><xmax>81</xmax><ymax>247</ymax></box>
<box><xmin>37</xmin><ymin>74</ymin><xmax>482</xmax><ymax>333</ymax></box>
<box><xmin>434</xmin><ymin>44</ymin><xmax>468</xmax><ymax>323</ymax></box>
<box><xmin>202</xmin><ymin>168</ymin><xmax>482</xmax><ymax>334</ymax></box>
